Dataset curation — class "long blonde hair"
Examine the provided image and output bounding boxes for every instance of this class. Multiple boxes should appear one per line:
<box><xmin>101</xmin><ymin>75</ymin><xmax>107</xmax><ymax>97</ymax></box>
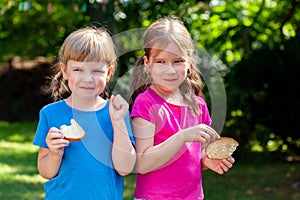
<box><xmin>50</xmin><ymin>26</ymin><xmax>117</xmax><ymax>101</ymax></box>
<box><xmin>130</xmin><ymin>16</ymin><xmax>203</xmax><ymax>115</ymax></box>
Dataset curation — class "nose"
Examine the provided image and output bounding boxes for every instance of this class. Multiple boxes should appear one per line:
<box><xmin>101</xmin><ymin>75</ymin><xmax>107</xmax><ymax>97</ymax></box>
<box><xmin>82</xmin><ymin>72</ymin><xmax>93</xmax><ymax>82</ymax></box>
<box><xmin>165</xmin><ymin>63</ymin><xmax>176</xmax><ymax>74</ymax></box>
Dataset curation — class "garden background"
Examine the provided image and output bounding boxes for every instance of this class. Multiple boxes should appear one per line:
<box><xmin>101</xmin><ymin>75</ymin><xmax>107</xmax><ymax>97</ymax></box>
<box><xmin>0</xmin><ymin>0</ymin><xmax>299</xmax><ymax>199</ymax></box>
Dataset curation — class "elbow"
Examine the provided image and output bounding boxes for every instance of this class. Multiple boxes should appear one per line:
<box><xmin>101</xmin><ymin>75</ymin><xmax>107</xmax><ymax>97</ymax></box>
<box><xmin>135</xmin><ymin>155</ymin><xmax>152</xmax><ymax>175</ymax></box>
<box><xmin>125</xmin><ymin>152</ymin><xmax>137</xmax><ymax>175</ymax></box>
<box><xmin>135</xmin><ymin>166</ymin><xmax>148</xmax><ymax>175</ymax></box>
<box><xmin>40</xmin><ymin>174</ymin><xmax>52</xmax><ymax>180</ymax></box>
<box><xmin>38</xmin><ymin>170</ymin><xmax>54</xmax><ymax>180</ymax></box>
<box><xmin>115</xmin><ymin>150</ymin><xmax>137</xmax><ymax>176</ymax></box>
<box><xmin>117</xmin><ymin>170</ymin><xmax>132</xmax><ymax>176</ymax></box>
<box><xmin>135</xmin><ymin>163</ymin><xmax>151</xmax><ymax>175</ymax></box>
<box><xmin>37</xmin><ymin>165</ymin><xmax>55</xmax><ymax>180</ymax></box>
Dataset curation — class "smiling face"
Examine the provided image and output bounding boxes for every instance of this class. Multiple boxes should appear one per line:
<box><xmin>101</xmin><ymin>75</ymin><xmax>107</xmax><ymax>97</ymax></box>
<box><xmin>144</xmin><ymin>42</ymin><xmax>190</xmax><ymax>97</ymax></box>
<box><xmin>60</xmin><ymin>60</ymin><xmax>112</xmax><ymax>101</ymax></box>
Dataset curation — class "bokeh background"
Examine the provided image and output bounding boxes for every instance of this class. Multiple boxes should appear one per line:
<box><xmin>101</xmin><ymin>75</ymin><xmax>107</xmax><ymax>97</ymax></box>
<box><xmin>0</xmin><ymin>0</ymin><xmax>299</xmax><ymax>199</ymax></box>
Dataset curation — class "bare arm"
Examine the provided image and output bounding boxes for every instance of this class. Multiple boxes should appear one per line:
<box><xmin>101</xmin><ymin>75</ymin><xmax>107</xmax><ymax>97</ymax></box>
<box><xmin>110</xmin><ymin>95</ymin><xmax>136</xmax><ymax>176</ymax></box>
<box><xmin>37</xmin><ymin>127</ymin><xmax>69</xmax><ymax>179</ymax></box>
<box><xmin>132</xmin><ymin>117</ymin><xmax>219</xmax><ymax>174</ymax></box>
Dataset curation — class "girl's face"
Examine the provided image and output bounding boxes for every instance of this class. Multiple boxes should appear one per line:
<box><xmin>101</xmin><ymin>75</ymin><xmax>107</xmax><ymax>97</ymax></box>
<box><xmin>61</xmin><ymin>60</ymin><xmax>112</xmax><ymax>100</ymax></box>
<box><xmin>145</xmin><ymin>42</ymin><xmax>190</xmax><ymax>95</ymax></box>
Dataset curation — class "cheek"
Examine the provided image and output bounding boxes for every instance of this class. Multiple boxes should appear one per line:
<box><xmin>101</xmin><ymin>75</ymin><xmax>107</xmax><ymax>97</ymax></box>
<box><xmin>95</xmin><ymin>76</ymin><xmax>107</xmax><ymax>89</ymax></box>
<box><xmin>176</xmin><ymin>67</ymin><xmax>188</xmax><ymax>77</ymax></box>
<box><xmin>66</xmin><ymin>76</ymin><xmax>76</xmax><ymax>90</ymax></box>
<box><xmin>150</xmin><ymin>66</ymin><xmax>163</xmax><ymax>76</ymax></box>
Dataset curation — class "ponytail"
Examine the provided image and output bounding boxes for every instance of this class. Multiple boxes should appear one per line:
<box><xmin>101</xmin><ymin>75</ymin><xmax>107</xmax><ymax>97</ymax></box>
<box><xmin>50</xmin><ymin>67</ymin><xmax>70</xmax><ymax>102</ymax></box>
<box><xmin>129</xmin><ymin>56</ymin><xmax>152</xmax><ymax>111</ymax></box>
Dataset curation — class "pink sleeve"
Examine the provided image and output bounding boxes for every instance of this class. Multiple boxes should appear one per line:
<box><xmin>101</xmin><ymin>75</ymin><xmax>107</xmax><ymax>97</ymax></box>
<box><xmin>130</xmin><ymin>95</ymin><xmax>154</xmax><ymax>123</ymax></box>
<box><xmin>197</xmin><ymin>96</ymin><xmax>212</xmax><ymax>126</ymax></box>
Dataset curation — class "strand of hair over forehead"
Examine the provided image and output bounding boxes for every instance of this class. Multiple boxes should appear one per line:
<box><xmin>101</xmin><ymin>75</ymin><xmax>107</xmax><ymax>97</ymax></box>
<box><xmin>60</xmin><ymin>27</ymin><xmax>116</xmax><ymax>64</ymax></box>
<box><xmin>144</xmin><ymin>16</ymin><xmax>194</xmax><ymax>57</ymax></box>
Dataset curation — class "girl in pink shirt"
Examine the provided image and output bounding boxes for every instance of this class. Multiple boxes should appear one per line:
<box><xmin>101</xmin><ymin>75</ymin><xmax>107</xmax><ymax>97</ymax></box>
<box><xmin>130</xmin><ymin>16</ymin><xmax>235</xmax><ymax>200</ymax></box>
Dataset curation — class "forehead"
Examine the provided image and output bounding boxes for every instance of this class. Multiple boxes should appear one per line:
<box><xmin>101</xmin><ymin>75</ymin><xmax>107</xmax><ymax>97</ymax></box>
<box><xmin>151</xmin><ymin>42</ymin><xmax>185</xmax><ymax>58</ymax></box>
<box><xmin>67</xmin><ymin>60</ymin><xmax>108</xmax><ymax>68</ymax></box>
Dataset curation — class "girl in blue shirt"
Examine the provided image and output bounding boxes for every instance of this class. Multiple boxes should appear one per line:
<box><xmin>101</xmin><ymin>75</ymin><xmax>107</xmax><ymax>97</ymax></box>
<box><xmin>33</xmin><ymin>26</ymin><xmax>136</xmax><ymax>200</ymax></box>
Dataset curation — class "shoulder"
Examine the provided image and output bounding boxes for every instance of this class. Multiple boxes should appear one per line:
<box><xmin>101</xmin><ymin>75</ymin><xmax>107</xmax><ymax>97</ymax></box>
<box><xmin>132</xmin><ymin>88</ymin><xmax>163</xmax><ymax>113</ymax></box>
<box><xmin>195</xmin><ymin>96</ymin><xmax>207</xmax><ymax>107</ymax></box>
<box><xmin>39</xmin><ymin>100</ymin><xmax>67</xmax><ymax>114</ymax></box>
<box><xmin>134</xmin><ymin>88</ymin><xmax>162</xmax><ymax>104</ymax></box>
<box><xmin>130</xmin><ymin>88</ymin><xmax>162</xmax><ymax>119</ymax></box>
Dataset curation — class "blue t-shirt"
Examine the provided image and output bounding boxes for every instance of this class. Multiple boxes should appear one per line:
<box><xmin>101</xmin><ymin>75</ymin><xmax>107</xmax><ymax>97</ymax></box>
<box><xmin>33</xmin><ymin>100</ymin><xmax>135</xmax><ymax>200</ymax></box>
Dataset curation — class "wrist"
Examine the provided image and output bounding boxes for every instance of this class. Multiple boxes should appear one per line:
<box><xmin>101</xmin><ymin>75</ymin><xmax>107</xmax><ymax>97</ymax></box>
<box><xmin>48</xmin><ymin>151</ymin><xmax>63</xmax><ymax>161</ymax></box>
<box><xmin>201</xmin><ymin>156</ymin><xmax>209</xmax><ymax>170</ymax></box>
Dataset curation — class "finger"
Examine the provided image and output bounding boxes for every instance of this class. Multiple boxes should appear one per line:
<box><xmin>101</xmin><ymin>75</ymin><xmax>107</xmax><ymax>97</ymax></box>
<box><xmin>49</xmin><ymin>139</ymin><xmax>69</xmax><ymax>150</ymax></box>
<box><xmin>197</xmin><ymin>125</ymin><xmax>214</xmax><ymax>140</ymax></box>
<box><xmin>205</xmin><ymin>126</ymin><xmax>220</xmax><ymax>139</ymax></box>
<box><xmin>217</xmin><ymin>166</ymin><xmax>225</xmax><ymax>174</ymax></box>
<box><xmin>195</xmin><ymin>128</ymin><xmax>210</xmax><ymax>141</ymax></box>
<box><xmin>222</xmin><ymin>159</ymin><xmax>233</xmax><ymax>169</ymax></box>
<box><xmin>48</xmin><ymin>131</ymin><xmax>65</xmax><ymax>140</ymax></box>
<box><xmin>228</xmin><ymin>156</ymin><xmax>235</xmax><ymax>164</ymax></box>
<box><xmin>109</xmin><ymin>95</ymin><xmax>115</xmax><ymax>108</ymax></box>
<box><xmin>112</xmin><ymin>94</ymin><xmax>128</xmax><ymax>110</ymax></box>
<box><xmin>221</xmin><ymin>162</ymin><xmax>230</xmax><ymax>173</ymax></box>
<box><xmin>56</xmin><ymin>138</ymin><xmax>70</xmax><ymax>146</ymax></box>
<box><xmin>110</xmin><ymin>94</ymin><xmax>115</xmax><ymax>102</ymax></box>
<box><xmin>198</xmin><ymin>135</ymin><xmax>208</xmax><ymax>143</ymax></box>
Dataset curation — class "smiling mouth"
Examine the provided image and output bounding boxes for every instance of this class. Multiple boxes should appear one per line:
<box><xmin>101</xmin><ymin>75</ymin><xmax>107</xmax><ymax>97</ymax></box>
<box><xmin>164</xmin><ymin>78</ymin><xmax>177</xmax><ymax>82</ymax></box>
<box><xmin>80</xmin><ymin>86</ymin><xmax>95</xmax><ymax>90</ymax></box>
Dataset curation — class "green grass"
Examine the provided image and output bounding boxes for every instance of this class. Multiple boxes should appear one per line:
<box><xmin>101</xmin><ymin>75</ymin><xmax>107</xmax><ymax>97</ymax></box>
<box><xmin>0</xmin><ymin>121</ymin><xmax>299</xmax><ymax>200</ymax></box>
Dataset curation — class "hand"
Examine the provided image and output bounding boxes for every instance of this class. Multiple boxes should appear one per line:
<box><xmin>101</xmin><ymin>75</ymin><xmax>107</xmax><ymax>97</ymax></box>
<box><xmin>46</xmin><ymin>127</ymin><xmax>69</xmax><ymax>158</ymax></box>
<box><xmin>182</xmin><ymin>124</ymin><xmax>220</xmax><ymax>144</ymax></box>
<box><xmin>109</xmin><ymin>94</ymin><xmax>129</xmax><ymax>121</ymax></box>
<box><xmin>202</xmin><ymin>156</ymin><xmax>235</xmax><ymax>174</ymax></box>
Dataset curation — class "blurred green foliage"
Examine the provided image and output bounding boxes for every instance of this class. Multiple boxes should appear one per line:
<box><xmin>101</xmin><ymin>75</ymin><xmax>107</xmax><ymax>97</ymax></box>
<box><xmin>0</xmin><ymin>0</ymin><xmax>299</xmax><ymax>158</ymax></box>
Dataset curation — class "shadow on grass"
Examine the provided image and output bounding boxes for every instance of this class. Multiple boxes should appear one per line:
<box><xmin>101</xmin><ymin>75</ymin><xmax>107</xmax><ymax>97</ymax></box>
<box><xmin>0</xmin><ymin>121</ymin><xmax>45</xmax><ymax>200</ymax></box>
<box><xmin>203</xmin><ymin>160</ymin><xmax>300</xmax><ymax>200</ymax></box>
<box><xmin>0</xmin><ymin>178</ymin><xmax>44</xmax><ymax>200</ymax></box>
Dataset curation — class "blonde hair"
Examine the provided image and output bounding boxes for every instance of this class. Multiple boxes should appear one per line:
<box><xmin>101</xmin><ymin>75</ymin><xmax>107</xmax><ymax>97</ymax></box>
<box><xmin>130</xmin><ymin>16</ymin><xmax>203</xmax><ymax>115</ymax></box>
<box><xmin>50</xmin><ymin>26</ymin><xmax>117</xmax><ymax>101</ymax></box>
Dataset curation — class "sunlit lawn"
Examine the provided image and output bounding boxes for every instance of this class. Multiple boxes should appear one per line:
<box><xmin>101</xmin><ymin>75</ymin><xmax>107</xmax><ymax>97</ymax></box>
<box><xmin>0</xmin><ymin>121</ymin><xmax>299</xmax><ymax>200</ymax></box>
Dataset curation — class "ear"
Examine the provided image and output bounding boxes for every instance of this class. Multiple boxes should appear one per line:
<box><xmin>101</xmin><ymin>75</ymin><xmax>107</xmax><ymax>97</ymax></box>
<box><xmin>60</xmin><ymin>62</ymin><xmax>68</xmax><ymax>80</ymax></box>
<box><xmin>143</xmin><ymin>55</ymin><xmax>148</xmax><ymax>65</ymax></box>
<box><xmin>143</xmin><ymin>55</ymin><xmax>152</xmax><ymax>72</ymax></box>
<box><xmin>106</xmin><ymin>65</ymin><xmax>114</xmax><ymax>82</ymax></box>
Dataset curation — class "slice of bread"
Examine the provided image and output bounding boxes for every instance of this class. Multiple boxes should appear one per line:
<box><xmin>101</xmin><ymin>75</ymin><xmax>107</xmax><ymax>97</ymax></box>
<box><xmin>60</xmin><ymin>119</ymin><xmax>85</xmax><ymax>142</ymax></box>
<box><xmin>206</xmin><ymin>137</ymin><xmax>239</xmax><ymax>159</ymax></box>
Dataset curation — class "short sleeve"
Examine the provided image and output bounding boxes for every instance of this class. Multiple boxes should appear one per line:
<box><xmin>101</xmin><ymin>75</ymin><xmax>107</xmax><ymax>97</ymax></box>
<box><xmin>197</xmin><ymin>96</ymin><xmax>212</xmax><ymax>126</ymax></box>
<box><xmin>125</xmin><ymin>112</ymin><xmax>135</xmax><ymax>146</ymax></box>
<box><xmin>33</xmin><ymin>109</ymin><xmax>49</xmax><ymax>148</ymax></box>
<box><xmin>130</xmin><ymin>94</ymin><xmax>154</xmax><ymax>123</ymax></box>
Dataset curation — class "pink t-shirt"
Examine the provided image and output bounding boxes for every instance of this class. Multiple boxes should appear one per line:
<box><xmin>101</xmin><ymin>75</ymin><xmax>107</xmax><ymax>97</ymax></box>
<box><xmin>130</xmin><ymin>88</ymin><xmax>212</xmax><ymax>200</ymax></box>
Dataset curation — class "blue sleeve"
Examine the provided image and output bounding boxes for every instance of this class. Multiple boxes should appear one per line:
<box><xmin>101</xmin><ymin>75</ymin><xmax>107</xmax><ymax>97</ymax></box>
<box><xmin>33</xmin><ymin>109</ymin><xmax>49</xmax><ymax>148</ymax></box>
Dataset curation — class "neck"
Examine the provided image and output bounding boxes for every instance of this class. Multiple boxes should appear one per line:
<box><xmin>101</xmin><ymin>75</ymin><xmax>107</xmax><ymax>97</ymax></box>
<box><xmin>66</xmin><ymin>96</ymin><xmax>106</xmax><ymax>111</ymax></box>
<box><xmin>150</xmin><ymin>85</ymin><xmax>184</xmax><ymax>105</ymax></box>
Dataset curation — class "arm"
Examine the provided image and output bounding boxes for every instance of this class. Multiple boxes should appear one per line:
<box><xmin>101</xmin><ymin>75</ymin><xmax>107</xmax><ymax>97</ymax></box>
<box><xmin>132</xmin><ymin>116</ymin><xmax>220</xmax><ymax>174</ymax></box>
<box><xmin>110</xmin><ymin>95</ymin><xmax>136</xmax><ymax>176</ymax></box>
<box><xmin>37</xmin><ymin>127</ymin><xmax>69</xmax><ymax>179</ymax></box>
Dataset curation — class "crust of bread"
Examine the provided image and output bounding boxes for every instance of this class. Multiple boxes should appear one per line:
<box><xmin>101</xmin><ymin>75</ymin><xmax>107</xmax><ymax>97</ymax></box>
<box><xmin>60</xmin><ymin>119</ymin><xmax>85</xmax><ymax>141</ymax></box>
<box><xmin>206</xmin><ymin>137</ymin><xmax>239</xmax><ymax>159</ymax></box>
